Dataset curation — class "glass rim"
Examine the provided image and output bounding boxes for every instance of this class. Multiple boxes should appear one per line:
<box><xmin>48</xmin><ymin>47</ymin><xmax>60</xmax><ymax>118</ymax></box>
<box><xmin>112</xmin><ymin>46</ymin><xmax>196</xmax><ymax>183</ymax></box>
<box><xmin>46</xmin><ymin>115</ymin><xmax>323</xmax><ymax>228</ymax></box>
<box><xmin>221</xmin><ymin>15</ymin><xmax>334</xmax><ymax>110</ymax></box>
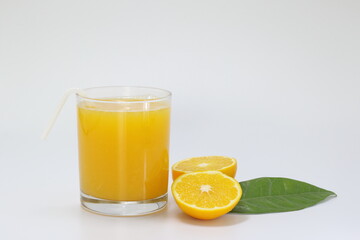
<box><xmin>76</xmin><ymin>86</ymin><xmax>172</xmax><ymax>103</ymax></box>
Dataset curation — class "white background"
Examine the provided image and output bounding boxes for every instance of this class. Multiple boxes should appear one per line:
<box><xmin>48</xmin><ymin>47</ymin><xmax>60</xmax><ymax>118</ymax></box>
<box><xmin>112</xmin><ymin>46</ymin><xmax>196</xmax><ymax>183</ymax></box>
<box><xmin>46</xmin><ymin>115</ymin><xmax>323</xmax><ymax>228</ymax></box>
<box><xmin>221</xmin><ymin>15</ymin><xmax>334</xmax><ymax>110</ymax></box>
<box><xmin>1</xmin><ymin>0</ymin><xmax>359</xmax><ymax>239</ymax></box>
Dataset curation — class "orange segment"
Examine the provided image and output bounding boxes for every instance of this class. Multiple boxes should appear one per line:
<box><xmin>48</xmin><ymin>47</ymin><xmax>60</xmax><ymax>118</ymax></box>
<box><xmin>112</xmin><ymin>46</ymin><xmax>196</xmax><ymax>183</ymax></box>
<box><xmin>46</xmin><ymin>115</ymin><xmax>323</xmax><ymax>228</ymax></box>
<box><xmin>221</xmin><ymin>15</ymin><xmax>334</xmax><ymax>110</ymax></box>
<box><xmin>172</xmin><ymin>156</ymin><xmax>237</xmax><ymax>180</ymax></box>
<box><xmin>171</xmin><ymin>171</ymin><xmax>242</xmax><ymax>220</ymax></box>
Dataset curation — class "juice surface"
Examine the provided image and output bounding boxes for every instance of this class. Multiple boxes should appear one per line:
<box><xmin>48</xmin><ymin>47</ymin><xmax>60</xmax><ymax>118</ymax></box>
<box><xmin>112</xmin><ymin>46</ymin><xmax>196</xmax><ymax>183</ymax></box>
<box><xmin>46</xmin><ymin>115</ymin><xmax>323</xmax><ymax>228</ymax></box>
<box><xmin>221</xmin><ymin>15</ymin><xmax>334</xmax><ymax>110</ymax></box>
<box><xmin>77</xmin><ymin>99</ymin><xmax>170</xmax><ymax>201</ymax></box>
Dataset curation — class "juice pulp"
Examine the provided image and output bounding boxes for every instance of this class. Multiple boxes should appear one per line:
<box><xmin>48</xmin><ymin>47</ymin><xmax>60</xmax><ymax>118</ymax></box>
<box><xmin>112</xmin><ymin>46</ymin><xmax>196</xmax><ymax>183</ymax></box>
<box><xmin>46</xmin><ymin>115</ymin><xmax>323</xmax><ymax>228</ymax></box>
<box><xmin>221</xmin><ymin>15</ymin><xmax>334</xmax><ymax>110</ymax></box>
<box><xmin>77</xmin><ymin>99</ymin><xmax>170</xmax><ymax>201</ymax></box>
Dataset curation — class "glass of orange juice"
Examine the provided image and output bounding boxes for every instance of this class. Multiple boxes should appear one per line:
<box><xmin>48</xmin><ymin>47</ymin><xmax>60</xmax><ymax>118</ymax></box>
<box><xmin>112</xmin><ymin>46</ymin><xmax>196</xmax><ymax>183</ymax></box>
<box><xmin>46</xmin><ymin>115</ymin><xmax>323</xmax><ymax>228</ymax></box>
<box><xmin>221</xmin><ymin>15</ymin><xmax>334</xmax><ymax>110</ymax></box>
<box><xmin>76</xmin><ymin>86</ymin><xmax>171</xmax><ymax>216</ymax></box>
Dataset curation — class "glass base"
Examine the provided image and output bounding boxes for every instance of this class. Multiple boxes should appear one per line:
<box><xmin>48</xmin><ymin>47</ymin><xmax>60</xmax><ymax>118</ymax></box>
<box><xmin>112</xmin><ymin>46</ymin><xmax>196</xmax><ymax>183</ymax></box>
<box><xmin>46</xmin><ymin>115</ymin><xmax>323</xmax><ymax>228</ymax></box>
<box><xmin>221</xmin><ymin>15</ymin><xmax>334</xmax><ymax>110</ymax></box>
<box><xmin>80</xmin><ymin>192</ymin><xmax>167</xmax><ymax>216</ymax></box>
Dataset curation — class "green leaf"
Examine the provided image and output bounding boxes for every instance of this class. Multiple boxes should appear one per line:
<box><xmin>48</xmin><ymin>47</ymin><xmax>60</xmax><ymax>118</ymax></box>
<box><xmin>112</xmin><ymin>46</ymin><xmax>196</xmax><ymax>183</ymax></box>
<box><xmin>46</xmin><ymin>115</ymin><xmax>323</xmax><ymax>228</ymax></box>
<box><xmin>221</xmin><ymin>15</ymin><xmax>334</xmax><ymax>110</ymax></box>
<box><xmin>230</xmin><ymin>177</ymin><xmax>336</xmax><ymax>214</ymax></box>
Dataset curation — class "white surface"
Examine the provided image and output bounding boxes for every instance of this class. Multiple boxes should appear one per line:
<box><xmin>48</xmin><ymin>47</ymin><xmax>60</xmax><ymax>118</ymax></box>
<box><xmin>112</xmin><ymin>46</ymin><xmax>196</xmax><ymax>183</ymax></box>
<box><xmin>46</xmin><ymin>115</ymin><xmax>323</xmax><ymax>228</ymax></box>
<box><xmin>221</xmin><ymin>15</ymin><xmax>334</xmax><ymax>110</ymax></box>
<box><xmin>1</xmin><ymin>0</ymin><xmax>359</xmax><ymax>239</ymax></box>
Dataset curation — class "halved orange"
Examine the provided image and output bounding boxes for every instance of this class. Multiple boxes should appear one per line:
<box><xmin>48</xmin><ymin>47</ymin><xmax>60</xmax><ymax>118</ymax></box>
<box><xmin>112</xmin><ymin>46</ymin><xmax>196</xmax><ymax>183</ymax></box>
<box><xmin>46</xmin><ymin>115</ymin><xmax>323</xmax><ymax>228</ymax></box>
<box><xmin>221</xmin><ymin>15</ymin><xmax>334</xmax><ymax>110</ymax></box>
<box><xmin>172</xmin><ymin>156</ymin><xmax>237</xmax><ymax>180</ymax></box>
<box><xmin>171</xmin><ymin>171</ymin><xmax>242</xmax><ymax>220</ymax></box>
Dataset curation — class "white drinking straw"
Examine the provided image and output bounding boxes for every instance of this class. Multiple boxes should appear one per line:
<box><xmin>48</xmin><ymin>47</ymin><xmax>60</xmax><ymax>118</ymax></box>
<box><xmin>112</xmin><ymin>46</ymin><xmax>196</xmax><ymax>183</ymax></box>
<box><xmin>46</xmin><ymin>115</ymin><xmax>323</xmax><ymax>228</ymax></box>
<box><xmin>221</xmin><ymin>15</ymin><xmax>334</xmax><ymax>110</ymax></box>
<box><xmin>41</xmin><ymin>88</ymin><xmax>86</xmax><ymax>140</ymax></box>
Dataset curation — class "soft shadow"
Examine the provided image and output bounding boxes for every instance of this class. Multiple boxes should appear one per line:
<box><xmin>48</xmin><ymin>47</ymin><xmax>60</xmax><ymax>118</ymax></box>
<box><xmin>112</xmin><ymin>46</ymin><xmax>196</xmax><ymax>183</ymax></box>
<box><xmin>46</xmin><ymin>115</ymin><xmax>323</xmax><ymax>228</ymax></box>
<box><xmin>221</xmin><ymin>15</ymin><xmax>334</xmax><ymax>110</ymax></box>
<box><xmin>176</xmin><ymin>211</ymin><xmax>248</xmax><ymax>227</ymax></box>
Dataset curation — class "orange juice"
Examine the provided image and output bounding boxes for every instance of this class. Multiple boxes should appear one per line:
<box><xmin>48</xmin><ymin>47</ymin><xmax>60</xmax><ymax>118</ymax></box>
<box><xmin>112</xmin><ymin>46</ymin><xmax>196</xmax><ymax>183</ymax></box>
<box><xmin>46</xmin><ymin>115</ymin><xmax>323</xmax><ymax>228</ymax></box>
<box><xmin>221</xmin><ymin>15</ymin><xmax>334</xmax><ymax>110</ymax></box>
<box><xmin>77</xmin><ymin>99</ymin><xmax>170</xmax><ymax>201</ymax></box>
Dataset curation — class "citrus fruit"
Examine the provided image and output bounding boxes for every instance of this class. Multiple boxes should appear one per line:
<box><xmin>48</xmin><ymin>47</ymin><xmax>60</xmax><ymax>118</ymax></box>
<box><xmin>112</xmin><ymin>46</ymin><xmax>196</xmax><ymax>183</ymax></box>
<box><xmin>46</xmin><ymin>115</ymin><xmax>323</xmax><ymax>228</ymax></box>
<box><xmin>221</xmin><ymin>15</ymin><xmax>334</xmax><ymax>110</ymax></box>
<box><xmin>171</xmin><ymin>171</ymin><xmax>242</xmax><ymax>220</ymax></box>
<box><xmin>172</xmin><ymin>156</ymin><xmax>237</xmax><ymax>180</ymax></box>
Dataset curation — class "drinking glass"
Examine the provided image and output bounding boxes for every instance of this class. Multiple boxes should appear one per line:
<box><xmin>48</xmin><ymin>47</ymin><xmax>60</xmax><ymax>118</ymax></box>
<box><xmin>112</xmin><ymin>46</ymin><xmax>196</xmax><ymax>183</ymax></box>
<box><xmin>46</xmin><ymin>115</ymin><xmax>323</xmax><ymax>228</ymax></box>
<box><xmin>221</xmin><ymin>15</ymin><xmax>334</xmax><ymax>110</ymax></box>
<box><xmin>76</xmin><ymin>86</ymin><xmax>171</xmax><ymax>216</ymax></box>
